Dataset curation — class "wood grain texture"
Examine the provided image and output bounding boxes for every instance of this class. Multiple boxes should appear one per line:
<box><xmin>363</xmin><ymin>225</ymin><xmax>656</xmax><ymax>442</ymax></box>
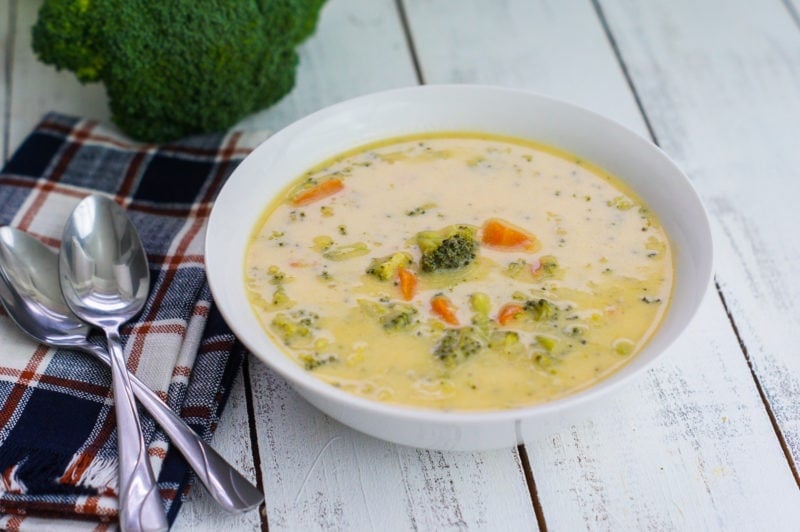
<box><xmin>8</xmin><ymin>0</ymin><xmax>110</xmax><ymax>155</ymax></box>
<box><xmin>248</xmin><ymin>358</ymin><xmax>537</xmax><ymax>531</ymax></box>
<box><xmin>1</xmin><ymin>0</ymin><xmax>10</xmax><ymax>162</ymax></box>
<box><xmin>403</xmin><ymin>0</ymin><xmax>647</xmax><ymax>133</ymax></box>
<box><xmin>527</xmin><ymin>292</ymin><xmax>800</xmax><ymax>529</ymax></box>
<box><xmin>599</xmin><ymin>0</ymin><xmax>800</xmax><ymax>471</ymax></box>
<box><xmin>235</xmin><ymin>0</ymin><xmax>419</xmax><ymax>134</ymax></box>
<box><xmin>790</xmin><ymin>0</ymin><xmax>800</xmax><ymax>28</ymax></box>
<box><xmin>171</xmin><ymin>367</ymin><xmax>262</xmax><ymax>531</ymax></box>
<box><xmin>404</xmin><ymin>0</ymin><xmax>800</xmax><ymax>528</ymax></box>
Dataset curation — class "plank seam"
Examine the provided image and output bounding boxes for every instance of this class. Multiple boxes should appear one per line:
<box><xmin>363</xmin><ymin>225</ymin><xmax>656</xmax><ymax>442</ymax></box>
<box><xmin>782</xmin><ymin>0</ymin><xmax>800</xmax><ymax>30</ymax></box>
<box><xmin>2</xmin><ymin>0</ymin><xmax>17</xmax><ymax>163</ymax></box>
<box><xmin>517</xmin><ymin>445</ymin><xmax>548</xmax><ymax>531</ymax></box>
<box><xmin>395</xmin><ymin>0</ymin><xmax>425</xmax><ymax>84</ymax></box>
<box><xmin>590</xmin><ymin>0</ymin><xmax>660</xmax><ymax>146</ymax></box>
<box><xmin>714</xmin><ymin>280</ymin><xmax>800</xmax><ymax>489</ymax></box>
<box><xmin>242</xmin><ymin>355</ymin><xmax>270</xmax><ymax>532</ymax></box>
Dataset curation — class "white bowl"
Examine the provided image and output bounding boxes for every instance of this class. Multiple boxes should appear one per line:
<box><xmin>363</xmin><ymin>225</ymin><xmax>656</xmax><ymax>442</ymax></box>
<box><xmin>206</xmin><ymin>85</ymin><xmax>713</xmax><ymax>451</ymax></box>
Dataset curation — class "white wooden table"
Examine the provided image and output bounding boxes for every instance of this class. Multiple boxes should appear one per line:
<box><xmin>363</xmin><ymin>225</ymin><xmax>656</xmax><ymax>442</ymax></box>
<box><xmin>3</xmin><ymin>1</ymin><xmax>800</xmax><ymax>530</ymax></box>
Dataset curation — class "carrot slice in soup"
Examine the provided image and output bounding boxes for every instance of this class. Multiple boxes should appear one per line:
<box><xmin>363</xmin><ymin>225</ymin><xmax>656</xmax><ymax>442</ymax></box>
<box><xmin>431</xmin><ymin>295</ymin><xmax>459</xmax><ymax>325</ymax></box>
<box><xmin>397</xmin><ymin>267</ymin><xmax>418</xmax><ymax>301</ymax></box>
<box><xmin>481</xmin><ymin>218</ymin><xmax>539</xmax><ymax>251</ymax></box>
<box><xmin>291</xmin><ymin>178</ymin><xmax>344</xmax><ymax>206</ymax></box>
<box><xmin>497</xmin><ymin>303</ymin><xmax>524</xmax><ymax>325</ymax></box>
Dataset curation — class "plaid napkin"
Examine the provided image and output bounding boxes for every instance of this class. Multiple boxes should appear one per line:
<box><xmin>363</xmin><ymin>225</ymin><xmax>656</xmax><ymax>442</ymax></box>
<box><xmin>0</xmin><ymin>113</ymin><xmax>266</xmax><ymax>529</ymax></box>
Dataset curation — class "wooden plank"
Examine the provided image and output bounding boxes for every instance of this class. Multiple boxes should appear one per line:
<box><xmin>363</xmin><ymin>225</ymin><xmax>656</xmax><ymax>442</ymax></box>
<box><xmin>1</xmin><ymin>0</ymin><xmax>10</xmax><ymax>162</ymax></box>
<box><xmin>527</xmin><ymin>292</ymin><xmax>800</xmax><ymax>529</ymax></box>
<box><xmin>235</xmin><ymin>0</ymin><xmax>421</xmax><ymax>134</ymax></box>
<box><xmin>599</xmin><ymin>0</ymin><xmax>800</xmax><ymax>471</ymax></box>
<box><xmin>171</xmin><ymin>367</ymin><xmax>262</xmax><ymax>531</ymax></box>
<box><xmin>244</xmin><ymin>0</ymin><xmax>537</xmax><ymax>529</ymax></box>
<box><xmin>403</xmin><ymin>0</ymin><xmax>647</xmax><ymax>133</ymax></box>
<box><xmin>250</xmin><ymin>363</ymin><xmax>536</xmax><ymax>530</ymax></box>
<box><xmin>8</xmin><ymin>0</ymin><xmax>110</xmax><ymax>155</ymax></box>
<box><xmin>403</xmin><ymin>0</ymin><xmax>800</xmax><ymax>528</ymax></box>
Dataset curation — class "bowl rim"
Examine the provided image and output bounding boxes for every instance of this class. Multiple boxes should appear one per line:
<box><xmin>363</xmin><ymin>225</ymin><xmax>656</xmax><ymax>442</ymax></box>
<box><xmin>206</xmin><ymin>83</ymin><xmax>714</xmax><ymax>425</ymax></box>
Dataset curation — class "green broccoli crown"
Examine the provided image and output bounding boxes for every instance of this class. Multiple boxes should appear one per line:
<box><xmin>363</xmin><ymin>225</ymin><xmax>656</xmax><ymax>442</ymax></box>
<box><xmin>358</xmin><ymin>297</ymin><xmax>419</xmax><ymax>332</ymax></box>
<box><xmin>523</xmin><ymin>298</ymin><xmax>559</xmax><ymax>321</ymax></box>
<box><xmin>31</xmin><ymin>0</ymin><xmax>326</xmax><ymax>142</ymax></box>
<box><xmin>299</xmin><ymin>351</ymin><xmax>337</xmax><ymax>371</ymax></box>
<box><xmin>418</xmin><ymin>225</ymin><xmax>478</xmax><ymax>273</ymax></box>
<box><xmin>433</xmin><ymin>326</ymin><xmax>484</xmax><ymax>368</ymax></box>
<box><xmin>270</xmin><ymin>309</ymin><xmax>319</xmax><ymax>347</ymax></box>
<box><xmin>381</xmin><ymin>306</ymin><xmax>418</xmax><ymax>332</ymax></box>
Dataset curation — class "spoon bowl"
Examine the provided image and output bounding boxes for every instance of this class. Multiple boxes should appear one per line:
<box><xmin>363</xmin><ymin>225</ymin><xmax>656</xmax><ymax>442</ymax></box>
<box><xmin>0</xmin><ymin>225</ymin><xmax>263</xmax><ymax>513</ymax></box>
<box><xmin>59</xmin><ymin>196</ymin><xmax>150</xmax><ymax>325</ymax></box>
<box><xmin>0</xmin><ymin>226</ymin><xmax>90</xmax><ymax>347</ymax></box>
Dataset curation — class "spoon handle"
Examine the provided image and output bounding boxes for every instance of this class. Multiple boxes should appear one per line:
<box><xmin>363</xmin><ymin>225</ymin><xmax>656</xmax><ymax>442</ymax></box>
<box><xmin>83</xmin><ymin>342</ymin><xmax>264</xmax><ymax>513</ymax></box>
<box><xmin>106</xmin><ymin>328</ymin><xmax>168</xmax><ymax>532</ymax></box>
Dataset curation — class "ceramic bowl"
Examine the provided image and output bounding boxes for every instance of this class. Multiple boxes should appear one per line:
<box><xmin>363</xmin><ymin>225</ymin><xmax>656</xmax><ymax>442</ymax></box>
<box><xmin>206</xmin><ymin>85</ymin><xmax>713</xmax><ymax>451</ymax></box>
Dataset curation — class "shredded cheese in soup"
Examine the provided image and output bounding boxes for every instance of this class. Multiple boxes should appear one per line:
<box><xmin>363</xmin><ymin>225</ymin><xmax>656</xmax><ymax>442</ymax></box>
<box><xmin>245</xmin><ymin>133</ymin><xmax>673</xmax><ymax>410</ymax></box>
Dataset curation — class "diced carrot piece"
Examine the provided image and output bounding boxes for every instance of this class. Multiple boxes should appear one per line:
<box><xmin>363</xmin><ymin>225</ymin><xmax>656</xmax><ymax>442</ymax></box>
<box><xmin>497</xmin><ymin>303</ymin><xmax>524</xmax><ymax>325</ymax></box>
<box><xmin>290</xmin><ymin>178</ymin><xmax>344</xmax><ymax>206</ymax></box>
<box><xmin>481</xmin><ymin>218</ymin><xmax>539</xmax><ymax>251</ymax></box>
<box><xmin>431</xmin><ymin>294</ymin><xmax>459</xmax><ymax>325</ymax></box>
<box><xmin>397</xmin><ymin>267</ymin><xmax>418</xmax><ymax>301</ymax></box>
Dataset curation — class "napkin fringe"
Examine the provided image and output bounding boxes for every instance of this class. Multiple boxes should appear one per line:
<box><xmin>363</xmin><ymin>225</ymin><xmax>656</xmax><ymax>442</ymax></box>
<box><xmin>0</xmin><ymin>444</ymin><xmax>119</xmax><ymax>498</ymax></box>
<box><xmin>59</xmin><ymin>452</ymin><xmax>117</xmax><ymax>494</ymax></box>
<box><xmin>0</xmin><ymin>461</ymin><xmax>27</xmax><ymax>495</ymax></box>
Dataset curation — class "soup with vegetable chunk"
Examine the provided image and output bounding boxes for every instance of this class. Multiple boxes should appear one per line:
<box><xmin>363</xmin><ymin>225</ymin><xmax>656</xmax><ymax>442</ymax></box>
<box><xmin>245</xmin><ymin>133</ymin><xmax>673</xmax><ymax>411</ymax></box>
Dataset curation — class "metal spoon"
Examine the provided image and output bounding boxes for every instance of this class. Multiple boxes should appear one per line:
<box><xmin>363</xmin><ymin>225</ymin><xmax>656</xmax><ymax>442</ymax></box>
<box><xmin>0</xmin><ymin>226</ymin><xmax>263</xmax><ymax>514</ymax></box>
<box><xmin>59</xmin><ymin>195</ymin><xmax>165</xmax><ymax>531</ymax></box>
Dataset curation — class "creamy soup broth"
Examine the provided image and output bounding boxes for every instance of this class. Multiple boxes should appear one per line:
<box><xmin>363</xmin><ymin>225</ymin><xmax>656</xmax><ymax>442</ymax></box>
<box><xmin>245</xmin><ymin>133</ymin><xmax>673</xmax><ymax>410</ymax></box>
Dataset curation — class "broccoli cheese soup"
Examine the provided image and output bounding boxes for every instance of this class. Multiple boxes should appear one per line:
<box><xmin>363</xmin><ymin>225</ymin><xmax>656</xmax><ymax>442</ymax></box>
<box><xmin>245</xmin><ymin>133</ymin><xmax>673</xmax><ymax>411</ymax></box>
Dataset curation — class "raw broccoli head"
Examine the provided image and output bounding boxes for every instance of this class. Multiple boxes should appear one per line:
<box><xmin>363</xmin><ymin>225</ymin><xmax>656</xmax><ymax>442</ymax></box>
<box><xmin>32</xmin><ymin>0</ymin><xmax>326</xmax><ymax>142</ymax></box>
<box><xmin>417</xmin><ymin>225</ymin><xmax>478</xmax><ymax>273</ymax></box>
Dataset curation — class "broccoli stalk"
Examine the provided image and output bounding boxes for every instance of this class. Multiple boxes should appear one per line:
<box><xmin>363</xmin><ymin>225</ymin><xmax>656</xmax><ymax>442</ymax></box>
<box><xmin>31</xmin><ymin>0</ymin><xmax>326</xmax><ymax>142</ymax></box>
<box><xmin>417</xmin><ymin>225</ymin><xmax>478</xmax><ymax>273</ymax></box>
<box><xmin>366</xmin><ymin>252</ymin><xmax>413</xmax><ymax>281</ymax></box>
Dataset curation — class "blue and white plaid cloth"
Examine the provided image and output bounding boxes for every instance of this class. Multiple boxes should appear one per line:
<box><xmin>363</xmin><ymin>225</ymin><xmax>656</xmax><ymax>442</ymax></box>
<box><xmin>0</xmin><ymin>114</ymin><xmax>264</xmax><ymax>530</ymax></box>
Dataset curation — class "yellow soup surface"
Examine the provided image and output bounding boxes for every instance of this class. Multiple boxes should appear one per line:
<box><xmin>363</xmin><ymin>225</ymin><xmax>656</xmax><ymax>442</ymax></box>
<box><xmin>245</xmin><ymin>133</ymin><xmax>674</xmax><ymax>411</ymax></box>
